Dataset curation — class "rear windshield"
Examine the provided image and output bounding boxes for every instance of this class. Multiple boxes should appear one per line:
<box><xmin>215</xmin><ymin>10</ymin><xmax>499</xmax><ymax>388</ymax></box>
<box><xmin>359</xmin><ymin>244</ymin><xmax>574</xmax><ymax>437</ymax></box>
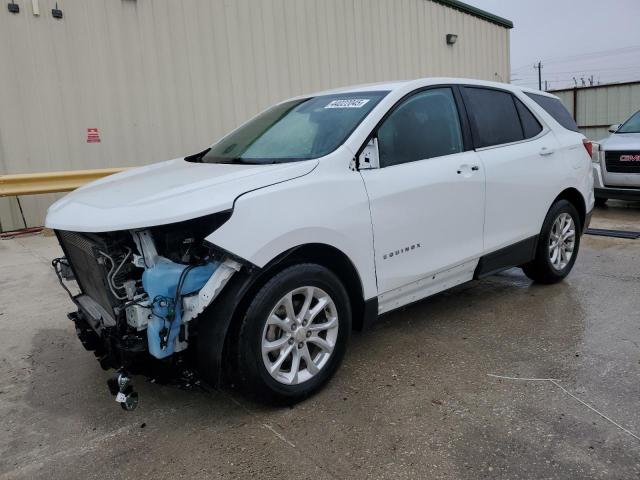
<box><xmin>617</xmin><ymin>110</ymin><xmax>640</xmax><ymax>134</ymax></box>
<box><xmin>525</xmin><ymin>93</ymin><xmax>579</xmax><ymax>132</ymax></box>
<box><xmin>192</xmin><ymin>91</ymin><xmax>389</xmax><ymax>164</ymax></box>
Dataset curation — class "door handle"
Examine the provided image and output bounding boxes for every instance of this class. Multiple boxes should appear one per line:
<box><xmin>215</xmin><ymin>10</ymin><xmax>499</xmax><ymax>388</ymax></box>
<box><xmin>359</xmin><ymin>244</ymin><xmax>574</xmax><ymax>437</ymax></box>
<box><xmin>539</xmin><ymin>147</ymin><xmax>555</xmax><ymax>156</ymax></box>
<box><xmin>457</xmin><ymin>165</ymin><xmax>480</xmax><ymax>175</ymax></box>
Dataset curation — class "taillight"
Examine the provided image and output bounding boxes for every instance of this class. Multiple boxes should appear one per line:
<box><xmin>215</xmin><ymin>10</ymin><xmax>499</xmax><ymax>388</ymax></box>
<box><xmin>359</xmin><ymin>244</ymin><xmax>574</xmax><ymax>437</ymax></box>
<box><xmin>582</xmin><ymin>139</ymin><xmax>593</xmax><ymax>157</ymax></box>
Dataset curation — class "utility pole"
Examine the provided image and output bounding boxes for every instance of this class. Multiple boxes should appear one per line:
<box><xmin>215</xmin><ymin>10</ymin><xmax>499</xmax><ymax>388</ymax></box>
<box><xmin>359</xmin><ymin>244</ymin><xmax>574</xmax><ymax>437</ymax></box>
<box><xmin>534</xmin><ymin>61</ymin><xmax>543</xmax><ymax>90</ymax></box>
<box><xmin>544</xmin><ymin>80</ymin><xmax>548</xmax><ymax>91</ymax></box>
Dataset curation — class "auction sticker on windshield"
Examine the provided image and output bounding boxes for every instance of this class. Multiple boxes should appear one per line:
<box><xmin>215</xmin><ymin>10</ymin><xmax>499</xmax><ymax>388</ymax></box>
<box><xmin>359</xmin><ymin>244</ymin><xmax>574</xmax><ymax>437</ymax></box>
<box><xmin>325</xmin><ymin>99</ymin><xmax>371</xmax><ymax>109</ymax></box>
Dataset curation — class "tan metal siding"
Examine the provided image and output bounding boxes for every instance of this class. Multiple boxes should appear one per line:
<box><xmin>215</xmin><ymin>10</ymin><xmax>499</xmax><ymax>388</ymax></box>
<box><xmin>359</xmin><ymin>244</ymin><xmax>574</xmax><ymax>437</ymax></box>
<box><xmin>551</xmin><ymin>83</ymin><xmax>640</xmax><ymax>142</ymax></box>
<box><xmin>0</xmin><ymin>0</ymin><xmax>510</xmax><ymax>230</ymax></box>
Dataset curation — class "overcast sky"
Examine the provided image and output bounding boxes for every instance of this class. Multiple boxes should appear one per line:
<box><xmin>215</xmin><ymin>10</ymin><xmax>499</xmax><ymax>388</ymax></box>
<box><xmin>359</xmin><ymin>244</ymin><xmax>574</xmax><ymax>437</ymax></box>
<box><xmin>464</xmin><ymin>0</ymin><xmax>640</xmax><ymax>91</ymax></box>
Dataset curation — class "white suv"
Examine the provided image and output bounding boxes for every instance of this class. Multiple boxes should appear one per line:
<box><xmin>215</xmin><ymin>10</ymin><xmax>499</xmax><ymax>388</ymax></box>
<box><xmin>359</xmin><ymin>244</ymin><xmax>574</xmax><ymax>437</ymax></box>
<box><xmin>46</xmin><ymin>78</ymin><xmax>594</xmax><ymax>406</ymax></box>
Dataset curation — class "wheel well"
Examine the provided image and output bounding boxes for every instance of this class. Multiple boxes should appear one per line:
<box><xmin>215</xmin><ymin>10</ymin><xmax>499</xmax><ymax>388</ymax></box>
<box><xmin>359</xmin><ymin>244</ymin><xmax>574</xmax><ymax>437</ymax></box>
<box><xmin>217</xmin><ymin>243</ymin><xmax>367</xmax><ymax>383</ymax></box>
<box><xmin>264</xmin><ymin>243</ymin><xmax>367</xmax><ymax>330</ymax></box>
<box><xmin>554</xmin><ymin>188</ymin><xmax>586</xmax><ymax>232</ymax></box>
<box><xmin>240</xmin><ymin>244</ymin><xmax>366</xmax><ymax>330</ymax></box>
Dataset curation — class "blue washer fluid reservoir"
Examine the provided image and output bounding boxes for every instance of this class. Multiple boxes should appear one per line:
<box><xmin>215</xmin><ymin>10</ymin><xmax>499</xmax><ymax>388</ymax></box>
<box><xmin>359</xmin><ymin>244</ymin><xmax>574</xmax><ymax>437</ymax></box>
<box><xmin>142</xmin><ymin>258</ymin><xmax>219</xmax><ymax>359</ymax></box>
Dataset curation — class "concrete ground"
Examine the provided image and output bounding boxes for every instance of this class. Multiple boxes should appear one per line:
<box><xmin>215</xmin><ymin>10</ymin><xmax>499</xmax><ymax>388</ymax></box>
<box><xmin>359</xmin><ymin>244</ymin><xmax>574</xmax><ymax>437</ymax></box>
<box><xmin>1</xmin><ymin>203</ymin><xmax>639</xmax><ymax>480</ymax></box>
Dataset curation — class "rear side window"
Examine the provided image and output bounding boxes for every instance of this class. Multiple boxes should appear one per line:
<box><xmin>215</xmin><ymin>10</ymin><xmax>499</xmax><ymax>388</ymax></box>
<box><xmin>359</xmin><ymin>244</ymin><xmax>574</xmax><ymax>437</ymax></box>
<box><xmin>463</xmin><ymin>87</ymin><xmax>523</xmax><ymax>148</ymax></box>
<box><xmin>525</xmin><ymin>93</ymin><xmax>579</xmax><ymax>132</ymax></box>
<box><xmin>514</xmin><ymin>97</ymin><xmax>543</xmax><ymax>138</ymax></box>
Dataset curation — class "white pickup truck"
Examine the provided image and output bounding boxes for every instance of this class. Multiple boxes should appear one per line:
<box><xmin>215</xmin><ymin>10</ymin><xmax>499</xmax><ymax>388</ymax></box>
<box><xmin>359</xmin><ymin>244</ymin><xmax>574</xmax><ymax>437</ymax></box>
<box><xmin>593</xmin><ymin>110</ymin><xmax>640</xmax><ymax>205</ymax></box>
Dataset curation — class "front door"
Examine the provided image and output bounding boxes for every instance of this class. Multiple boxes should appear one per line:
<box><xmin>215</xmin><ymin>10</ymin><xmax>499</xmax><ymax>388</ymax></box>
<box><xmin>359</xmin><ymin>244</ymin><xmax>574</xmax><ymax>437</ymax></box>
<box><xmin>360</xmin><ymin>87</ymin><xmax>485</xmax><ymax>300</ymax></box>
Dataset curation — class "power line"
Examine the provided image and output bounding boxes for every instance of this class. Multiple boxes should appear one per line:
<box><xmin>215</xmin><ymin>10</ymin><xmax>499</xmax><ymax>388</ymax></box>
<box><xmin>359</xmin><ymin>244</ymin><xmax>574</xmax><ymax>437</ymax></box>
<box><xmin>511</xmin><ymin>77</ymin><xmax>640</xmax><ymax>87</ymax></box>
<box><xmin>513</xmin><ymin>72</ymin><xmax>640</xmax><ymax>82</ymax></box>
<box><xmin>511</xmin><ymin>45</ymin><xmax>640</xmax><ymax>72</ymax></box>
<box><xmin>543</xmin><ymin>46</ymin><xmax>640</xmax><ymax>65</ymax></box>
<box><xmin>514</xmin><ymin>65</ymin><xmax>640</xmax><ymax>77</ymax></box>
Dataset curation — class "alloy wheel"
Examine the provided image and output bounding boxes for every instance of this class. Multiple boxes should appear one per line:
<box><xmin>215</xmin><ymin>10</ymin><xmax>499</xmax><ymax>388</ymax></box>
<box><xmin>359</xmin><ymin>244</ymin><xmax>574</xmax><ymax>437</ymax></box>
<box><xmin>548</xmin><ymin>212</ymin><xmax>575</xmax><ymax>271</ymax></box>
<box><xmin>261</xmin><ymin>286</ymin><xmax>339</xmax><ymax>385</ymax></box>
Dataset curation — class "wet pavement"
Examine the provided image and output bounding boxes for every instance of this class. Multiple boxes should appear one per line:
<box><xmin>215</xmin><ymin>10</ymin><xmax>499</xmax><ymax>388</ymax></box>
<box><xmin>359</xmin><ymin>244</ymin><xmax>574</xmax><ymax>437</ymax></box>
<box><xmin>1</xmin><ymin>202</ymin><xmax>639</xmax><ymax>479</ymax></box>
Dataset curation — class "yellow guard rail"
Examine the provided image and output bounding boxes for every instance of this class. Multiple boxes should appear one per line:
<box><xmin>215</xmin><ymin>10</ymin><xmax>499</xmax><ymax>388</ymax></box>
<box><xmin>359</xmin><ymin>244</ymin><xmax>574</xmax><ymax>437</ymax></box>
<box><xmin>0</xmin><ymin>168</ymin><xmax>129</xmax><ymax>197</ymax></box>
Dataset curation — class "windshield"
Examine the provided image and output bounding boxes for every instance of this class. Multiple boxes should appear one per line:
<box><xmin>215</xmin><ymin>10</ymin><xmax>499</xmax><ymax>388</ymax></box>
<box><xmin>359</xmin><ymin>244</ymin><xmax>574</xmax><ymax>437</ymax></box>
<box><xmin>617</xmin><ymin>111</ymin><xmax>640</xmax><ymax>134</ymax></box>
<box><xmin>192</xmin><ymin>91</ymin><xmax>388</xmax><ymax>164</ymax></box>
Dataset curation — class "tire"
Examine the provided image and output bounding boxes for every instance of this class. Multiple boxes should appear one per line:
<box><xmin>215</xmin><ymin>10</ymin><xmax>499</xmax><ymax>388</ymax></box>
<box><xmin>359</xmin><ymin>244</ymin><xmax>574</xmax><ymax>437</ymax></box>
<box><xmin>234</xmin><ymin>263</ymin><xmax>351</xmax><ymax>404</ymax></box>
<box><xmin>522</xmin><ymin>200</ymin><xmax>581</xmax><ymax>284</ymax></box>
<box><xmin>594</xmin><ymin>197</ymin><xmax>608</xmax><ymax>207</ymax></box>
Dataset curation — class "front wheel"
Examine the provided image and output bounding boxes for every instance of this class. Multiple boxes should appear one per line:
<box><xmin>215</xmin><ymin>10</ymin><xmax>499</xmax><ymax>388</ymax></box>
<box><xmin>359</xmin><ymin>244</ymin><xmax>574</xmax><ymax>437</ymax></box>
<box><xmin>522</xmin><ymin>200</ymin><xmax>581</xmax><ymax>284</ymax></box>
<box><xmin>234</xmin><ymin>264</ymin><xmax>351</xmax><ymax>404</ymax></box>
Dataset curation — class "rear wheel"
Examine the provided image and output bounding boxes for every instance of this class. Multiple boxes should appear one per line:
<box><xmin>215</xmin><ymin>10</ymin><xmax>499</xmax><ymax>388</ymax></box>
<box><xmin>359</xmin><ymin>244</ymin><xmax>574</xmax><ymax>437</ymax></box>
<box><xmin>234</xmin><ymin>264</ymin><xmax>351</xmax><ymax>404</ymax></box>
<box><xmin>522</xmin><ymin>200</ymin><xmax>581</xmax><ymax>284</ymax></box>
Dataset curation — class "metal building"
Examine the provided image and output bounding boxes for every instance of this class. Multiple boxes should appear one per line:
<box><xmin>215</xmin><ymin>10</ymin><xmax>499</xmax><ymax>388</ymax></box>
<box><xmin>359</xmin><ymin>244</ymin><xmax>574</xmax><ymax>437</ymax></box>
<box><xmin>550</xmin><ymin>81</ymin><xmax>640</xmax><ymax>142</ymax></box>
<box><xmin>0</xmin><ymin>0</ymin><xmax>512</xmax><ymax>231</ymax></box>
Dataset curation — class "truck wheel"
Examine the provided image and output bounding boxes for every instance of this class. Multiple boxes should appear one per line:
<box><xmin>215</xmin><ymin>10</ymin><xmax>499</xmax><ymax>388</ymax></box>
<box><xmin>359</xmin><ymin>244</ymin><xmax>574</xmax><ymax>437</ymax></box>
<box><xmin>234</xmin><ymin>264</ymin><xmax>351</xmax><ymax>404</ymax></box>
<box><xmin>522</xmin><ymin>200</ymin><xmax>581</xmax><ymax>284</ymax></box>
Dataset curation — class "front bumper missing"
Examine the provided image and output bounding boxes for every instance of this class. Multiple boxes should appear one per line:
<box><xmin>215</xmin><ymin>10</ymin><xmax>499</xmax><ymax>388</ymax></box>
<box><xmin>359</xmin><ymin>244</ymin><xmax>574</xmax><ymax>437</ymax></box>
<box><xmin>55</xmin><ymin>253</ymin><xmax>236</xmax><ymax>410</ymax></box>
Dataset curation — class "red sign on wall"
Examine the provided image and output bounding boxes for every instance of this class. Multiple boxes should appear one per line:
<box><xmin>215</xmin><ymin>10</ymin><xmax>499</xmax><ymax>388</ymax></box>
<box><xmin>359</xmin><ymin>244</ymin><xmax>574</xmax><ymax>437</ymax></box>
<box><xmin>87</xmin><ymin>128</ymin><xmax>101</xmax><ymax>143</ymax></box>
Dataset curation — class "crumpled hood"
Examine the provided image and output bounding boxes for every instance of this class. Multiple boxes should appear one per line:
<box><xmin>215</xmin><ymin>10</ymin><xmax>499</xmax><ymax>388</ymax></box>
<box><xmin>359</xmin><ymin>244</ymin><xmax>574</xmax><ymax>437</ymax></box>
<box><xmin>599</xmin><ymin>132</ymin><xmax>640</xmax><ymax>150</ymax></box>
<box><xmin>46</xmin><ymin>158</ymin><xmax>318</xmax><ymax>232</ymax></box>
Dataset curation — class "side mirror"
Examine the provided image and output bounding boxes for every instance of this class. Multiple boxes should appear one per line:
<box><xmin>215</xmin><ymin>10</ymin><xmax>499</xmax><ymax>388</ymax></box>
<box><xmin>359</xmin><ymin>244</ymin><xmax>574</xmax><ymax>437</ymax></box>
<box><xmin>608</xmin><ymin>124</ymin><xmax>621</xmax><ymax>133</ymax></box>
<box><xmin>357</xmin><ymin>137</ymin><xmax>380</xmax><ymax>170</ymax></box>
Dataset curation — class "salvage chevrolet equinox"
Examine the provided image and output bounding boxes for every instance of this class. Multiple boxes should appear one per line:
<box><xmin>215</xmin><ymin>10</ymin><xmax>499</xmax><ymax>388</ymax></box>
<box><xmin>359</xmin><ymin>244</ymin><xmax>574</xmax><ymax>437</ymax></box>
<box><xmin>46</xmin><ymin>78</ymin><xmax>594</xmax><ymax>408</ymax></box>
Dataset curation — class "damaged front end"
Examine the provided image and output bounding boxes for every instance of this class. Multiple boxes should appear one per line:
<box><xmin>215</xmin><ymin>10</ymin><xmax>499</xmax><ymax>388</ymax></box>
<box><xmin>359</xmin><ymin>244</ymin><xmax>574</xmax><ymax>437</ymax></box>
<box><xmin>52</xmin><ymin>212</ymin><xmax>241</xmax><ymax>409</ymax></box>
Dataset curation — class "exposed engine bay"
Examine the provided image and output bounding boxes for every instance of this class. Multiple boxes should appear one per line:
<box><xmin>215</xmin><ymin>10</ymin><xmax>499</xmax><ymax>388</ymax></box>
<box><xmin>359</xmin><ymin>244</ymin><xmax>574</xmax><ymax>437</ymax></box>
<box><xmin>52</xmin><ymin>212</ymin><xmax>241</xmax><ymax>410</ymax></box>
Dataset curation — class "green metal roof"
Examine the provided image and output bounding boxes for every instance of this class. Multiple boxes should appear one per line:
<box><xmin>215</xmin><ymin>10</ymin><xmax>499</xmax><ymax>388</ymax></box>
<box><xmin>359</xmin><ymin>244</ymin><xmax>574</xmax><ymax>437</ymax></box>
<box><xmin>432</xmin><ymin>0</ymin><xmax>513</xmax><ymax>29</ymax></box>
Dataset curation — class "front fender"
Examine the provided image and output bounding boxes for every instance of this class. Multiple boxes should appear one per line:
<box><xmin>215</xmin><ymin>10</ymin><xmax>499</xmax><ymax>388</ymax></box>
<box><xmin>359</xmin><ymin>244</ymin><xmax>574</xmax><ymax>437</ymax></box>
<box><xmin>205</xmin><ymin>157</ymin><xmax>377</xmax><ymax>299</ymax></box>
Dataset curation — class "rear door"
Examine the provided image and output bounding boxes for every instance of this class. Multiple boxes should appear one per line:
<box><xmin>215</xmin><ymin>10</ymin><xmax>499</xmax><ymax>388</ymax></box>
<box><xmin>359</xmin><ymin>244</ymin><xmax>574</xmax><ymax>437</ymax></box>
<box><xmin>461</xmin><ymin>86</ymin><xmax>562</xmax><ymax>254</ymax></box>
<box><xmin>360</xmin><ymin>87</ymin><xmax>485</xmax><ymax>297</ymax></box>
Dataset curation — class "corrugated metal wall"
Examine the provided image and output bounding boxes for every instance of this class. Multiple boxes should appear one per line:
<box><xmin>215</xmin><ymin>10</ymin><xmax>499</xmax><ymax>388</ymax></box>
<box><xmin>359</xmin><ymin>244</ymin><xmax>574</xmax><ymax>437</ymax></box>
<box><xmin>0</xmin><ymin>0</ymin><xmax>510</xmax><ymax>231</ymax></box>
<box><xmin>552</xmin><ymin>82</ymin><xmax>640</xmax><ymax>142</ymax></box>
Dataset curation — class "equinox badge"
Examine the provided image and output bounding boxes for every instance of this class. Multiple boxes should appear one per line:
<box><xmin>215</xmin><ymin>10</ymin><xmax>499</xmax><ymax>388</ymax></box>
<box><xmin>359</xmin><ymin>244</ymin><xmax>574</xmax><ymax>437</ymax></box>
<box><xmin>383</xmin><ymin>243</ymin><xmax>421</xmax><ymax>260</ymax></box>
